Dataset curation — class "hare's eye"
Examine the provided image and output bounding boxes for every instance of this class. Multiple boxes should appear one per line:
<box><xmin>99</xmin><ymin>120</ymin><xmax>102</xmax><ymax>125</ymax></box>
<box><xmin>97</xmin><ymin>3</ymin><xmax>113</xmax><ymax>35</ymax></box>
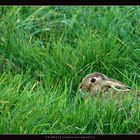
<box><xmin>91</xmin><ymin>78</ymin><xmax>96</xmax><ymax>83</ymax></box>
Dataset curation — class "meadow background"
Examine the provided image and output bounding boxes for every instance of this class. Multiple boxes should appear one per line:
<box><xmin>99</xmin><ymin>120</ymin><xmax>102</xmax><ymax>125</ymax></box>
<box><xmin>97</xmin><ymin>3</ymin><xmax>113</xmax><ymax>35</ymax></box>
<box><xmin>0</xmin><ymin>6</ymin><xmax>140</xmax><ymax>134</ymax></box>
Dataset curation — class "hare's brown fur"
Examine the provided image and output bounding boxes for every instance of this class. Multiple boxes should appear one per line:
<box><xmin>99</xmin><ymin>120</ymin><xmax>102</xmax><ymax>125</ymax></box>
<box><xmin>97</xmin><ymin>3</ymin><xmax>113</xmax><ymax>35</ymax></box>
<box><xmin>79</xmin><ymin>72</ymin><xmax>131</xmax><ymax>97</ymax></box>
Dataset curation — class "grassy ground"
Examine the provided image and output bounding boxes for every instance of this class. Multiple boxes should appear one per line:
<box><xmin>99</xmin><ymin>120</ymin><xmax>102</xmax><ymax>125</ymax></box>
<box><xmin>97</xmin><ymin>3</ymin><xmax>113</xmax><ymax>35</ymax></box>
<box><xmin>0</xmin><ymin>6</ymin><xmax>140</xmax><ymax>134</ymax></box>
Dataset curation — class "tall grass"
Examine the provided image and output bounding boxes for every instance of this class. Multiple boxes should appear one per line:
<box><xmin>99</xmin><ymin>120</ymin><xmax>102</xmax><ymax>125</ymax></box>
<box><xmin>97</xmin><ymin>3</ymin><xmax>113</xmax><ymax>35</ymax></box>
<box><xmin>0</xmin><ymin>6</ymin><xmax>140</xmax><ymax>134</ymax></box>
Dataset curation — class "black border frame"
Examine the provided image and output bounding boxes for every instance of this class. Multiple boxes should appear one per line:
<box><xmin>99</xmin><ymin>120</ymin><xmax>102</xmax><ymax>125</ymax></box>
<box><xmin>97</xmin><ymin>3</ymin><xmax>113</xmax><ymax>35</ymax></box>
<box><xmin>0</xmin><ymin>0</ymin><xmax>140</xmax><ymax>5</ymax></box>
<box><xmin>0</xmin><ymin>134</ymin><xmax>140</xmax><ymax>139</ymax></box>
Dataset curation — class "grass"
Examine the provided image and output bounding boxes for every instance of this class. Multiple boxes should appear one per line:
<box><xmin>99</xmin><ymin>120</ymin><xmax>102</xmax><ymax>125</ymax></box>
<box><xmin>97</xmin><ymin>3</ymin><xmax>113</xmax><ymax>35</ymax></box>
<box><xmin>0</xmin><ymin>6</ymin><xmax>140</xmax><ymax>134</ymax></box>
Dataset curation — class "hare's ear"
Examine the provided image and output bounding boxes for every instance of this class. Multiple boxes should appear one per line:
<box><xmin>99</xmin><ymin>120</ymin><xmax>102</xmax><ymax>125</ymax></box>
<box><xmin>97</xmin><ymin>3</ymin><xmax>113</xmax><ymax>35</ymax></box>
<box><xmin>103</xmin><ymin>80</ymin><xmax>122</xmax><ymax>87</ymax></box>
<box><xmin>111</xmin><ymin>85</ymin><xmax>132</xmax><ymax>92</ymax></box>
<box><xmin>104</xmin><ymin>80</ymin><xmax>131</xmax><ymax>92</ymax></box>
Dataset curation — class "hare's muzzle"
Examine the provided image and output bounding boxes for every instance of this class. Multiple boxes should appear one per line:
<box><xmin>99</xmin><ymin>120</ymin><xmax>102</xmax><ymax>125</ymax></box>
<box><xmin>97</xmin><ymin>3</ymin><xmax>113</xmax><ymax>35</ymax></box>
<box><xmin>79</xmin><ymin>85</ymin><xmax>89</xmax><ymax>93</ymax></box>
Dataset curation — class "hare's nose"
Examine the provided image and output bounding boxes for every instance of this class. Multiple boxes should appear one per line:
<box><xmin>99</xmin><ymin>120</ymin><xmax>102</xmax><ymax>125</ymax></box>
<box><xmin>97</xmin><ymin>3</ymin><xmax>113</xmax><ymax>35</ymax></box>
<box><xmin>79</xmin><ymin>84</ymin><xmax>82</xmax><ymax>89</ymax></box>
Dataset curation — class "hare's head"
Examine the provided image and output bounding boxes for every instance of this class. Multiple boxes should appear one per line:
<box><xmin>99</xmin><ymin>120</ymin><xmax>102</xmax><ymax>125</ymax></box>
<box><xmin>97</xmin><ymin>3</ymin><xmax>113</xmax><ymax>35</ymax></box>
<box><xmin>79</xmin><ymin>72</ymin><xmax>131</xmax><ymax>96</ymax></box>
<box><xmin>79</xmin><ymin>72</ymin><xmax>108</xmax><ymax>96</ymax></box>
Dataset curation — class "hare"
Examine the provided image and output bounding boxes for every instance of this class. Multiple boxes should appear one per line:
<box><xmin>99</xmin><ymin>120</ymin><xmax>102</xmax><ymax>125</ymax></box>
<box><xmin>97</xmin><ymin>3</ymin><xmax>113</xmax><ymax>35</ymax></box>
<box><xmin>79</xmin><ymin>72</ymin><xmax>132</xmax><ymax>98</ymax></box>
